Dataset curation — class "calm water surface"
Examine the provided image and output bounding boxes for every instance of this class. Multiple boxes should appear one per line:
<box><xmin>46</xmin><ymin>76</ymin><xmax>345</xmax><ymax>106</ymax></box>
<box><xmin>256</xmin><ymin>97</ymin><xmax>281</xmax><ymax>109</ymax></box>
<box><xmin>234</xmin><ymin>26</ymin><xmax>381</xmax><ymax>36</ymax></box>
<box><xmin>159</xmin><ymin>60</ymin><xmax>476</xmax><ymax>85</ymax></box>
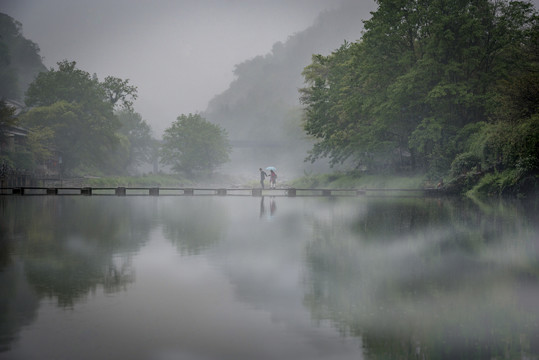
<box><xmin>0</xmin><ymin>195</ymin><xmax>538</xmax><ymax>359</ymax></box>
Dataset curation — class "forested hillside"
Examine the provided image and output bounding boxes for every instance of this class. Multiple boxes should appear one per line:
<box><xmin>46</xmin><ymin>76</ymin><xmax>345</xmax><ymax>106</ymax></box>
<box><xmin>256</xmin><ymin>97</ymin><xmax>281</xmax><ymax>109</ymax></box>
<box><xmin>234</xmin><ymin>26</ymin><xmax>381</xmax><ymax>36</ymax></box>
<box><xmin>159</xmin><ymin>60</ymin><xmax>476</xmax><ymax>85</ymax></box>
<box><xmin>203</xmin><ymin>1</ymin><xmax>376</xmax><ymax>177</ymax></box>
<box><xmin>0</xmin><ymin>13</ymin><xmax>46</xmax><ymax>101</ymax></box>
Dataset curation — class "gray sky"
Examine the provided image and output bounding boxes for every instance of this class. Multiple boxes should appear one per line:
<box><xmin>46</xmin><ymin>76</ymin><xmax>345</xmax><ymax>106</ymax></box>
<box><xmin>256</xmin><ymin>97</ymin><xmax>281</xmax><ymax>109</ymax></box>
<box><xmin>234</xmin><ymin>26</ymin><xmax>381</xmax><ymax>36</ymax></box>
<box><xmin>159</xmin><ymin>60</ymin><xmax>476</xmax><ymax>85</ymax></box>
<box><xmin>0</xmin><ymin>0</ymin><xmax>353</xmax><ymax>136</ymax></box>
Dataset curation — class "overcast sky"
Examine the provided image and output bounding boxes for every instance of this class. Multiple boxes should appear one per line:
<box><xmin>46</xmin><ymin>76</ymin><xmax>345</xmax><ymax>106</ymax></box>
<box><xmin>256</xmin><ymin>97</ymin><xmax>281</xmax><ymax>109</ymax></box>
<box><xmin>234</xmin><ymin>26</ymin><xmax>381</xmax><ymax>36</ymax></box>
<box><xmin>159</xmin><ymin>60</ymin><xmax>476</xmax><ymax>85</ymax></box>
<box><xmin>0</xmin><ymin>0</ymin><xmax>361</xmax><ymax>136</ymax></box>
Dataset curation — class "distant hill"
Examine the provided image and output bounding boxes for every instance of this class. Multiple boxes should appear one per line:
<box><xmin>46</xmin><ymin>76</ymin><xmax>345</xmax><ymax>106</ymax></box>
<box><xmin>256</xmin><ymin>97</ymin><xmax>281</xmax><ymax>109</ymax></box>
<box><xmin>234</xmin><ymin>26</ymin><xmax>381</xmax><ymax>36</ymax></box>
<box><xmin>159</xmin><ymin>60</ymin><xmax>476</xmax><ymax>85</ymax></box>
<box><xmin>203</xmin><ymin>1</ymin><xmax>376</xmax><ymax>178</ymax></box>
<box><xmin>0</xmin><ymin>13</ymin><xmax>46</xmax><ymax>101</ymax></box>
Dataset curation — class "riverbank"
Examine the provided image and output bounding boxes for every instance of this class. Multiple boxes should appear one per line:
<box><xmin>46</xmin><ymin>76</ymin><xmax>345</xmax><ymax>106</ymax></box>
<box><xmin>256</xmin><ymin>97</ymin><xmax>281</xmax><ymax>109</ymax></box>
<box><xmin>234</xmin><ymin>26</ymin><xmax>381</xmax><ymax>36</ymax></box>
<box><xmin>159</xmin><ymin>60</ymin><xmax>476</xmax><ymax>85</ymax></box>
<box><xmin>288</xmin><ymin>173</ymin><xmax>426</xmax><ymax>190</ymax></box>
<box><xmin>288</xmin><ymin>171</ymin><xmax>538</xmax><ymax>199</ymax></box>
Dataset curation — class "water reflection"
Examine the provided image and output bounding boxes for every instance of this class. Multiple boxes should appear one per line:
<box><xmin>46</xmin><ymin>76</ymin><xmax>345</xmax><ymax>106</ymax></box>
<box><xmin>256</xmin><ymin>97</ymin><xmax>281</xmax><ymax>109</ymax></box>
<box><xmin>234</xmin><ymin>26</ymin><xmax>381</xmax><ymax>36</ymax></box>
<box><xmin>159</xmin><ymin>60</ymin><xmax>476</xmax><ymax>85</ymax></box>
<box><xmin>259</xmin><ymin>196</ymin><xmax>277</xmax><ymax>220</ymax></box>
<box><xmin>0</xmin><ymin>195</ymin><xmax>538</xmax><ymax>359</ymax></box>
<box><xmin>160</xmin><ymin>197</ymin><xmax>228</xmax><ymax>255</ymax></box>
<box><xmin>0</xmin><ymin>197</ymin><xmax>151</xmax><ymax>353</ymax></box>
<box><xmin>303</xmin><ymin>197</ymin><xmax>539</xmax><ymax>359</ymax></box>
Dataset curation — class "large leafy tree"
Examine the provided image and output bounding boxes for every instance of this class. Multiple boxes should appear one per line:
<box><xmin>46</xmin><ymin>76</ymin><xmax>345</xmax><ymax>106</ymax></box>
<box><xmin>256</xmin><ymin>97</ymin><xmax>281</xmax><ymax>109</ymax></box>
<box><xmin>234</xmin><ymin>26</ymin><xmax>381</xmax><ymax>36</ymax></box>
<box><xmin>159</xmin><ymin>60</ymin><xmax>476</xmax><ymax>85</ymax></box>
<box><xmin>22</xmin><ymin>60</ymin><xmax>138</xmax><ymax>174</ymax></box>
<box><xmin>21</xmin><ymin>101</ymin><xmax>117</xmax><ymax>173</ymax></box>
<box><xmin>300</xmin><ymin>0</ymin><xmax>538</xmax><ymax>178</ymax></box>
<box><xmin>161</xmin><ymin>113</ymin><xmax>231</xmax><ymax>176</ymax></box>
<box><xmin>25</xmin><ymin>60</ymin><xmax>137</xmax><ymax>111</ymax></box>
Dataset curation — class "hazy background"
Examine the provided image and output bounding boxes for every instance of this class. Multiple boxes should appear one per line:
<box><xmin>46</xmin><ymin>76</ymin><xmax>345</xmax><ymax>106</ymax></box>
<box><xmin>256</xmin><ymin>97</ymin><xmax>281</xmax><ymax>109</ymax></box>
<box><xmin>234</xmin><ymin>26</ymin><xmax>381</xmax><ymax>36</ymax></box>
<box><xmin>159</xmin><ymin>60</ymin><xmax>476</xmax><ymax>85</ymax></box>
<box><xmin>0</xmin><ymin>0</ymin><xmax>363</xmax><ymax>136</ymax></box>
<box><xmin>2</xmin><ymin>0</ymin><xmax>537</xmax><ymax>180</ymax></box>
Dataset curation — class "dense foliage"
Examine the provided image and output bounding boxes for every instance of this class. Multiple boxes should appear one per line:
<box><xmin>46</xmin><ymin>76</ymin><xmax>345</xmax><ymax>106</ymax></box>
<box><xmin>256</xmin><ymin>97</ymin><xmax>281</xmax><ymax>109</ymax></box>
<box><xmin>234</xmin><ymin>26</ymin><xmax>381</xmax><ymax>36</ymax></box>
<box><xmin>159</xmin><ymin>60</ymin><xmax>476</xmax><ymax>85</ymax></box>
<box><xmin>21</xmin><ymin>60</ymin><xmax>140</xmax><ymax>175</ymax></box>
<box><xmin>115</xmin><ymin>109</ymin><xmax>154</xmax><ymax>174</ymax></box>
<box><xmin>0</xmin><ymin>100</ymin><xmax>18</xmax><ymax>136</ymax></box>
<box><xmin>300</xmin><ymin>0</ymin><xmax>538</xmax><ymax>195</ymax></box>
<box><xmin>161</xmin><ymin>113</ymin><xmax>231</xmax><ymax>177</ymax></box>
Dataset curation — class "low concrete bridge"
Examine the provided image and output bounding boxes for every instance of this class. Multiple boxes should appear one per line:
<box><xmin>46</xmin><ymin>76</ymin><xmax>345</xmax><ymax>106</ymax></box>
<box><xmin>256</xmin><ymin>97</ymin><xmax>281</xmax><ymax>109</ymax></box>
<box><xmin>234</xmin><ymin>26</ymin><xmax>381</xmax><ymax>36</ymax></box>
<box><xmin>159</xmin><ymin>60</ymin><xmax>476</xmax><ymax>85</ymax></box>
<box><xmin>0</xmin><ymin>186</ymin><xmax>440</xmax><ymax>197</ymax></box>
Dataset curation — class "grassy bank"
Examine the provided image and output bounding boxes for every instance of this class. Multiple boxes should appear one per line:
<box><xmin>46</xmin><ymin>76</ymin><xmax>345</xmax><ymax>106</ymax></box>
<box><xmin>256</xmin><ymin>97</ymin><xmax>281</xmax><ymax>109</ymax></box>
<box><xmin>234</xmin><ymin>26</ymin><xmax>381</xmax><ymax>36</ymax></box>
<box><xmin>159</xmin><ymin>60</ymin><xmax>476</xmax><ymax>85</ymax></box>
<box><xmin>85</xmin><ymin>174</ymin><xmax>194</xmax><ymax>187</ymax></box>
<box><xmin>288</xmin><ymin>173</ymin><xmax>425</xmax><ymax>189</ymax></box>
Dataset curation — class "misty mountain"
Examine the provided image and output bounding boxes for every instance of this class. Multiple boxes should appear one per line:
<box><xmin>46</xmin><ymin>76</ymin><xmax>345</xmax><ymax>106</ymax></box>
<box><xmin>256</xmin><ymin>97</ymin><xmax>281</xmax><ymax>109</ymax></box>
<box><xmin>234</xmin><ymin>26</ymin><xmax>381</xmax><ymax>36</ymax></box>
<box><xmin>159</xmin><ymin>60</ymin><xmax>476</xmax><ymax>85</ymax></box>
<box><xmin>0</xmin><ymin>13</ymin><xmax>46</xmax><ymax>101</ymax></box>
<box><xmin>203</xmin><ymin>1</ymin><xmax>375</xmax><ymax>177</ymax></box>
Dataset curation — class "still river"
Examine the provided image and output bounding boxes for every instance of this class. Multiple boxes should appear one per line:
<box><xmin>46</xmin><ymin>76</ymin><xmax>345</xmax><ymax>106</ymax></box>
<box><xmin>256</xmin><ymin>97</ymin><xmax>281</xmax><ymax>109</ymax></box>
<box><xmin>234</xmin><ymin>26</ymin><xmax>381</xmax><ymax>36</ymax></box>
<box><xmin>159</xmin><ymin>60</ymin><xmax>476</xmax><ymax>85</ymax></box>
<box><xmin>1</xmin><ymin>194</ymin><xmax>538</xmax><ymax>359</ymax></box>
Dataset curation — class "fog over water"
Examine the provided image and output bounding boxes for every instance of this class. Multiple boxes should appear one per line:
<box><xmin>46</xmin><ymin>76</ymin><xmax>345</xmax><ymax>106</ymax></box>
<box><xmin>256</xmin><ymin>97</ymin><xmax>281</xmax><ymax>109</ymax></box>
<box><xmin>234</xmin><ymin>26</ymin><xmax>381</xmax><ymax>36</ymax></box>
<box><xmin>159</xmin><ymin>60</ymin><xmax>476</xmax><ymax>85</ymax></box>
<box><xmin>1</xmin><ymin>195</ymin><xmax>538</xmax><ymax>359</ymax></box>
<box><xmin>0</xmin><ymin>0</ymin><xmax>362</xmax><ymax>136</ymax></box>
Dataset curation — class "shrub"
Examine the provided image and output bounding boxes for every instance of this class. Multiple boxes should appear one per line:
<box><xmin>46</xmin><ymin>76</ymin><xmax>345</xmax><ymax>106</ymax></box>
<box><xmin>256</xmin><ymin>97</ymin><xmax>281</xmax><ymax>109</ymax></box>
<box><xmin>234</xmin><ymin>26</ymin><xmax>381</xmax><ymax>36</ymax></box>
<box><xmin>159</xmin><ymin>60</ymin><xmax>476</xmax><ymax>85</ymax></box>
<box><xmin>450</xmin><ymin>152</ymin><xmax>481</xmax><ymax>178</ymax></box>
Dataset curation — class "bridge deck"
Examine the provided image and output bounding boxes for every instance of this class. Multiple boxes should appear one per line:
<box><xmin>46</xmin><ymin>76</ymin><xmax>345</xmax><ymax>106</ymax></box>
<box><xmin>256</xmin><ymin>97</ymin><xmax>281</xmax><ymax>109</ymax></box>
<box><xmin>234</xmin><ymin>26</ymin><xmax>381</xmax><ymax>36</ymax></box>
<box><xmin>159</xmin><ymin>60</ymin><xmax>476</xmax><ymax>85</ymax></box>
<box><xmin>0</xmin><ymin>186</ymin><xmax>440</xmax><ymax>197</ymax></box>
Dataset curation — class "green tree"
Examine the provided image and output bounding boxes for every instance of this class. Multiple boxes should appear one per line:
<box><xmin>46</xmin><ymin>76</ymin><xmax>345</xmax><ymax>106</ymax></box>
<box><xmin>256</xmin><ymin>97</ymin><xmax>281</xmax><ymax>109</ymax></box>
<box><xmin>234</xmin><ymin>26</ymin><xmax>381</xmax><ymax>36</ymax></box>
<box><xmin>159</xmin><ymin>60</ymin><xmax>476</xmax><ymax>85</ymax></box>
<box><xmin>101</xmin><ymin>76</ymin><xmax>138</xmax><ymax>111</ymax></box>
<box><xmin>22</xmin><ymin>61</ymin><xmax>138</xmax><ymax>175</ymax></box>
<box><xmin>300</xmin><ymin>0</ymin><xmax>538</xmax><ymax>180</ymax></box>
<box><xmin>115</xmin><ymin>109</ymin><xmax>153</xmax><ymax>173</ymax></box>
<box><xmin>160</xmin><ymin>113</ymin><xmax>231</xmax><ymax>176</ymax></box>
<box><xmin>27</xmin><ymin>60</ymin><xmax>111</xmax><ymax>110</ymax></box>
<box><xmin>21</xmin><ymin>101</ymin><xmax>118</xmax><ymax>174</ymax></box>
<box><xmin>300</xmin><ymin>43</ymin><xmax>369</xmax><ymax>167</ymax></box>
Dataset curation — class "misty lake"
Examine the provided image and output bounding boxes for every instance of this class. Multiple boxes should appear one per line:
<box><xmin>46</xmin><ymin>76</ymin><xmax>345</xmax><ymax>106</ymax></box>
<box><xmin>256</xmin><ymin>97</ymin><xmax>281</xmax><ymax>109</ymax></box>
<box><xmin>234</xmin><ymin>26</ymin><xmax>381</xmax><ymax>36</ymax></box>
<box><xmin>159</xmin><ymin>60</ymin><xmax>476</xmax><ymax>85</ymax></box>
<box><xmin>1</xmin><ymin>194</ymin><xmax>538</xmax><ymax>359</ymax></box>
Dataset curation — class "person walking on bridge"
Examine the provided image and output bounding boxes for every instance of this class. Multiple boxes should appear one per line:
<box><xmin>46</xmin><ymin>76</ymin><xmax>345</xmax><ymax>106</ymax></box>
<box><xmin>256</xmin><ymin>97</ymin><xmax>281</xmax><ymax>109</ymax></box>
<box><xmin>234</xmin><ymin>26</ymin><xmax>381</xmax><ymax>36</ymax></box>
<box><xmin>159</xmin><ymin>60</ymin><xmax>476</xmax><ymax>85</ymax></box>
<box><xmin>259</xmin><ymin>168</ymin><xmax>268</xmax><ymax>189</ymax></box>
<box><xmin>269</xmin><ymin>169</ymin><xmax>277</xmax><ymax>189</ymax></box>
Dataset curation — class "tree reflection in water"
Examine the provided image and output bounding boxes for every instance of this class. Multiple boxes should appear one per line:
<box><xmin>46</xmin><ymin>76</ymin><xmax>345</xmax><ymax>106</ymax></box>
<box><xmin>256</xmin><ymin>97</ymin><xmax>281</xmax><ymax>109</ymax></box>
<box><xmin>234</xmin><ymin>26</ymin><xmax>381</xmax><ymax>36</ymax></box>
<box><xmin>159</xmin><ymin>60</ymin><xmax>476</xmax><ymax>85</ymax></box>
<box><xmin>0</xmin><ymin>195</ymin><xmax>538</xmax><ymax>359</ymax></box>
<box><xmin>303</xmin><ymin>197</ymin><xmax>539</xmax><ymax>359</ymax></box>
<box><xmin>0</xmin><ymin>196</ymin><xmax>151</xmax><ymax>351</ymax></box>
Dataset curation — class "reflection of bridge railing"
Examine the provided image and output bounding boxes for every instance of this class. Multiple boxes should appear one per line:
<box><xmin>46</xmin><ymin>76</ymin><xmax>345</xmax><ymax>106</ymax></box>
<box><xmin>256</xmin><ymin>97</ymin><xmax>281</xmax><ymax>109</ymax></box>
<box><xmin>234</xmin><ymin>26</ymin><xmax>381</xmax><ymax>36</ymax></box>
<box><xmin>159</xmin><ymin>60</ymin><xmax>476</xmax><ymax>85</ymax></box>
<box><xmin>0</xmin><ymin>186</ymin><xmax>441</xmax><ymax>197</ymax></box>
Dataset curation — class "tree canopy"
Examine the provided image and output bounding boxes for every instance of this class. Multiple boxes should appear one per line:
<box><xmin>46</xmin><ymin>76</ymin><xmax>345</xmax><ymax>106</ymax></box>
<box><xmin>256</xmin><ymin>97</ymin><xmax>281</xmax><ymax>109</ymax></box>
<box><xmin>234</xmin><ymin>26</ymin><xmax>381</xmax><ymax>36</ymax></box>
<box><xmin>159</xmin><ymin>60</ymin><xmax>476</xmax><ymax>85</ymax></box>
<box><xmin>300</xmin><ymin>0</ymin><xmax>538</xmax><ymax>193</ymax></box>
<box><xmin>21</xmin><ymin>61</ymin><xmax>139</xmax><ymax>175</ymax></box>
<box><xmin>161</xmin><ymin>113</ymin><xmax>231</xmax><ymax>176</ymax></box>
<box><xmin>114</xmin><ymin>109</ymin><xmax>154</xmax><ymax>174</ymax></box>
